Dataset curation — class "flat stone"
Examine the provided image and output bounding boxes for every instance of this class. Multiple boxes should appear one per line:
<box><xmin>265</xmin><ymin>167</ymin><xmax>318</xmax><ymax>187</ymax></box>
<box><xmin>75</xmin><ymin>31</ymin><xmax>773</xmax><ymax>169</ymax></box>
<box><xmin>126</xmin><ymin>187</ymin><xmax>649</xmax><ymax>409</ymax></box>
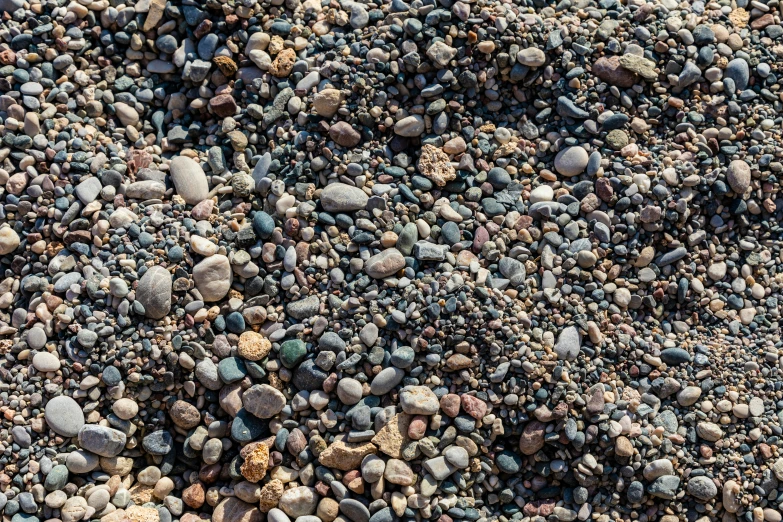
<box><xmin>365</xmin><ymin>249</ymin><xmax>405</xmax><ymax>279</ymax></box>
<box><xmin>169</xmin><ymin>156</ymin><xmax>209</xmax><ymax>205</ymax></box>
<box><xmin>136</xmin><ymin>266</ymin><xmax>172</xmax><ymax>319</ymax></box>
<box><xmin>243</xmin><ymin>384</ymin><xmax>286</xmax><ymax>418</ymax></box>
<box><xmin>398</xmin><ymin>386</ymin><xmax>439</xmax><ymax>415</ymax></box>
<box><xmin>321</xmin><ymin>183</ymin><xmax>368</xmax><ymax>212</ymax></box>
<box><xmin>77</xmin><ymin>425</ymin><xmax>127</xmax><ymax>457</ymax></box>
<box><xmin>45</xmin><ymin>396</ymin><xmax>85</xmax><ymax>437</ymax></box>
<box><xmin>193</xmin><ymin>255</ymin><xmax>232</xmax><ymax>302</ymax></box>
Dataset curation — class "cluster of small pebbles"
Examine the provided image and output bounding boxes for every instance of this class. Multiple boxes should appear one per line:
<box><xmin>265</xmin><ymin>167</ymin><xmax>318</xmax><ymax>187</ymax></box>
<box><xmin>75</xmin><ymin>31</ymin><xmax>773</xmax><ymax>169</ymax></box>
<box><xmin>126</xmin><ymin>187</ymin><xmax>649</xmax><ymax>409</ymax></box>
<box><xmin>0</xmin><ymin>0</ymin><xmax>782</xmax><ymax>521</ymax></box>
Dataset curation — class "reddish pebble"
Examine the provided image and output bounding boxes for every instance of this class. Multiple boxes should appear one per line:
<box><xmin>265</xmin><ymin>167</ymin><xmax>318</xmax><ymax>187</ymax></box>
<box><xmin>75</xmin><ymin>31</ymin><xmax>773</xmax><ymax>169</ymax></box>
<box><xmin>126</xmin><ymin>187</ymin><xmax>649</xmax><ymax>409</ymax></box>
<box><xmin>315</xmin><ymin>481</ymin><xmax>330</xmax><ymax>496</ymax></box>
<box><xmin>182</xmin><ymin>483</ymin><xmax>205</xmax><ymax>509</ymax></box>
<box><xmin>440</xmin><ymin>394</ymin><xmax>461</xmax><ymax>417</ymax></box>
<box><xmin>191</xmin><ymin>199</ymin><xmax>214</xmax><ymax>220</ymax></box>
<box><xmin>461</xmin><ymin>395</ymin><xmax>487</xmax><ymax>420</ymax></box>
<box><xmin>408</xmin><ymin>415</ymin><xmax>428</xmax><ymax>440</ymax></box>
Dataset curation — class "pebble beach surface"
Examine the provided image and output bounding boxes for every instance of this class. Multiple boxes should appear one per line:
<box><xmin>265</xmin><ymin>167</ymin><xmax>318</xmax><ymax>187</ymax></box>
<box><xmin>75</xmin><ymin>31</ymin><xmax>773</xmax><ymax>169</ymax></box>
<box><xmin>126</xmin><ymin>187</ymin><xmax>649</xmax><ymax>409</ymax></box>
<box><xmin>0</xmin><ymin>0</ymin><xmax>781</xmax><ymax>522</ymax></box>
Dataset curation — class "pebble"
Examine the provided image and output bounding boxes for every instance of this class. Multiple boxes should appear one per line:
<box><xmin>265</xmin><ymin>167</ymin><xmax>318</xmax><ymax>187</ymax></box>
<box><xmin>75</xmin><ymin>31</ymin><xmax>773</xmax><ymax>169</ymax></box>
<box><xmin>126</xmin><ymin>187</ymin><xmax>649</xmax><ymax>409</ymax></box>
<box><xmin>0</xmin><ymin>1</ymin><xmax>776</xmax><ymax>521</ymax></box>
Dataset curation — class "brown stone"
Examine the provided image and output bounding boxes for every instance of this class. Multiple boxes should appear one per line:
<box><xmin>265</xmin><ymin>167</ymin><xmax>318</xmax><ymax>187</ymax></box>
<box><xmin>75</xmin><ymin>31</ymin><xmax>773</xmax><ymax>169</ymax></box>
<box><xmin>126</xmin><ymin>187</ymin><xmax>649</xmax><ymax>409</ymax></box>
<box><xmin>313</xmin><ymin>89</ymin><xmax>343</xmax><ymax>117</ymax></box>
<box><xmin>142</xmin><ymin>0</ymin><xmax>167</xmax><ymax>31</ymax></box>
<box><xmin>461</xmin><ymin>395</ymin><xmax>487</xmax><ymax>419</ymax></box>
<box><xmin>169</xmin><ymin>400</ymin><xmax>200</xmax><ymax>429</ymax></box>
<box><xmin>270</xmin><ymin>48</ymin><xmax>296</xmax><ymax>77</ymax></box>
<box><xmin>372</xmin><ymin>413</ymin><xmax>412</xmax><ymax>458</ymax></box>
<box><xmin>445</xmin><ymin>354</ymin><xmax>472</xmax><ymax>370</ymax></box>
<box><xmin>519</xmin><ymin>420</ymin><xmax>545</xmax><ymax>455</ymax></box>
<box><xmin>182</xmin><ymin>483</ymin><xmax>205</xmax><ymax>509</ymax></box>
<box><xmin>407</xmin><ymin>415</ymin><xmax>428</xmax><ymax>440</ymax></box>
<box><xmin>592</xmin><ymin>56</ymin><xmax>637</xmax><ymax>88</ymax></box>
<box><xmin>237</xmin><ymin>331</ymin><xmax>271</xmax><ymax>361</ymax></box>
<box><xmin>343</xmin><ymin>470</ymin><xmax>364</xmax><ymax>493</ymax></box>
<box><xmin>209</xmin><ymin>94</ymin><xmax>238</xmax><ymax>118</ymax></box>
<box><xmin>258</xmin><ymin>479</ymin><xmax>284</xmax><ymax>512</ymax></box>
<box><xmin>596</xmin><ymin>177</ymin><xmax>613</xmax><ymax>201</ymax></box>
<box><xmin>213</xmin><ymin>497</ymin><xmax>262</xmax><ymax>522</ymax></box>
<box><xmin>0</xmin><ymin>49</ymin><xmax>16</xmax><ymax>65</ymax></box>
<box><xmin>751</xmin><ymin>13</ymin><xmax>774</xmax><ymax>29</ymax></box>
<box><xmin>240</xmin><ymin>443</ymin><xmax>269</xmax><ymax>482</ymax></box>
<box><xmin>580</xmin><ymin>193</ymin><xmax>601</xmax><ymax>214</ymax></box>
<box><xmin>214</xmin><ymin>56</ymin><xmax>237</xmax><ymax>76</ymax></box>
<box><xmin>615</xmin><ymin>436</ymin><xmax>634</xmax><ymax>457</ymax></box>
<box><xmin>440</xmin><ymin>394</ymin><xmax>461</xmax><ymax>417</ymax></box>
<box><xmin>418</xmin><ymin>144</ymin><xmax>456</xmax><ymax>187</ymax></box>
<box><xmin>318</xmin><ymin>440</ymin><xmax>377</xmax><ymax>471</ymax></box>
<box><xmin>328</xmin><ymin>121</ymin><xmax>361</xmax><ymax>147</ymax></box>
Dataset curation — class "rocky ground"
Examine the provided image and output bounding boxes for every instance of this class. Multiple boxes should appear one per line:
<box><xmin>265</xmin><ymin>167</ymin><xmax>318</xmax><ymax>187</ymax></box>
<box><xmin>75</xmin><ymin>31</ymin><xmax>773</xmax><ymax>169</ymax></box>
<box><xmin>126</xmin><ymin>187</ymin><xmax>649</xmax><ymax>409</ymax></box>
<box><xmin>0</xmin><ymin>0</ymin><xmax>781</xmax><ymax>521</ymax></box>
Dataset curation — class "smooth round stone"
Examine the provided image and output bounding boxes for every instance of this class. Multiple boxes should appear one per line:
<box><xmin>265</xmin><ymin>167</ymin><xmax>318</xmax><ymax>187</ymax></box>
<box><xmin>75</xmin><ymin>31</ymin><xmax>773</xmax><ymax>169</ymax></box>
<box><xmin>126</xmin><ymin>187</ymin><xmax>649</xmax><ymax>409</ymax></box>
<box><xmin>726</xmin><ymin>159</ymin><xmax>750</xmax><ymax>195</ymax></box>
<box><xmin>554</xmin><ymin>146</ymin><xmax>589</xmax><ymax>177</ymax></box>
<box><xmin>32</xmin><ymin>352</ymin><xmax>60</xmax><ymax>372</ymax></box>
<box><xmin>370</xmin><ymin>367</ymin><xmax>405</xmax><ymax>395</ymax></box>
<box><xmin>292</xmin><ymin>359</ymin><xmax>328</xmax><ymax>391</ymax></box>
<box><xmin>278</xmin><ymin>487</ymin><xmax>318</xmax><ymax>517</ymax></box>
<box><xmin>112</xmin><ymin>398</ymin><xmax>139</xmax><ymax>420</ymax></box>
<box><xmin>65</xmin><ymin>450</ymin><xmax>99</xmax><ymax>474</ymax></box>
<box><xmin>76</xmin><ymin>329</ymin><xmax>98</xmax><ymax>348</ymax></box>
<box><xmin>243</xmin><ymin>384</ymin><xmax>286</xmax><ymax>418</ymax></box>
<box><xmin>169</xmin><ymin>156</ymin><xmax>209</xmax><ymax>204</ymax></box>
<box><xmin>252</xmin><ymin>211</ymin><xmax>275</xmax><ymax>239</ymax></box>
<box><xmin>193</xmin><ymin>255</ymin><xmax>232</xmax><ymax>302</ymax></box>
<box><xmin>529</xmin><ymin>185</ymin><xmax>554</xmax><ymax>203</ymax></box>
<box><xmin>45</xmin><ymin>396</ymin><xmax>85</xmax><ymax>437</ymax></box>
<box><xmin>660</xmin><ymin>348</ymin><xmax>692</xmax><ymax>365</ymax></box>
<box><xmin>336</xmin><ymin>378</ymin><xmax>363</xmax><ymax>405</ymax></box>
<box><xmin>44</xmin><ymin>465</ymin><xmax>69</xmax><ymax>491</ymax></box>
<box><xmin>687</xmin><ymin>476</ymin><xmax>718</xmax><ymax>501</ymax></box>
<box><xmin>320</xmin><ymin>183</ymin><xmax>369</xmax><ymax>212</ymax></box>
<box><xmin>102</xmin><ymin>366</ymin><xmax>122</xmax><ymax>386</ymax></box>
<box><xmin>27</xmin><ymin>327</ymin><xmax>47</xmax><ymax>349</ymax></box>
<box><xmin>0</xmin><ymin>227</ymin><xmax>20</xmax><ymax>255</ymax></box>
<box><xmin>20</xmin><ymin>82</ymin><xmax>43</xmax><ymax>96</ymax></box>
<box><xmin>365</xmin><ymin>249</ymin><xmax>405</xmax><ymax>279</ymax></box>
<box><xmin>218</xmin><ymin>357</ymin><xmax>247</xmax><ymax>383</ymax></box>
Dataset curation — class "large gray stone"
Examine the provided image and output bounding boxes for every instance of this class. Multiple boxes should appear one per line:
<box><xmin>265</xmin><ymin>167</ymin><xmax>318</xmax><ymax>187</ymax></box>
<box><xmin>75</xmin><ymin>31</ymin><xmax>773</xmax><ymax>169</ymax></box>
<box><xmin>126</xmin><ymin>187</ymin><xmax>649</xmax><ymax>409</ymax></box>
<box><xmin>136</xmin><ymin>266</ymin><xmax>172</xmax><ymax>319</ymax></box>
<box><xmin>45</xmin><ymin>396</ymin><xmax>85</xmax><ymax>437</ymax></box>
<box><xmin>320</xmin><ymin>183</ymin><xmax>368</xmax><ymax>212</ymax></box>
<box><xmin>77</xmin><ymin>425</ymin><xmax>127</xmax><ymax>457</ymax></box>
<box><xmin>554</xmin><ymin>326</ymin><xmax>581</xmax><ymax>361</ymax></box>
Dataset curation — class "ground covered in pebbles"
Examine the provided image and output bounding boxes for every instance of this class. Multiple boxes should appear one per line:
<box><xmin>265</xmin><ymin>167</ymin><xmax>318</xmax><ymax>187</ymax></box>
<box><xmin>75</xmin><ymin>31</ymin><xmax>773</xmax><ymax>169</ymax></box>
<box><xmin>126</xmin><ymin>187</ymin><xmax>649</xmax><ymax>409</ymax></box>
<box><xmin>0</xmin><ymin>0</ymin><xmax>781</xmax><ymax>521</ymax></box>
